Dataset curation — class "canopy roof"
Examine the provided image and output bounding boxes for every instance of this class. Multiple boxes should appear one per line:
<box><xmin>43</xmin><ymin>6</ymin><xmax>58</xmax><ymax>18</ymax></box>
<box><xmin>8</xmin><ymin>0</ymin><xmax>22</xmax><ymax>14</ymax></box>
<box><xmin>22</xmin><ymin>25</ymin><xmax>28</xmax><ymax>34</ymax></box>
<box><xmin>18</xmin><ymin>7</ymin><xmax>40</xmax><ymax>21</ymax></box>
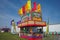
<box><xmin>18</xmin><ymin>20</ymin><xmax>46</xmax><ymax>28</ymax></box>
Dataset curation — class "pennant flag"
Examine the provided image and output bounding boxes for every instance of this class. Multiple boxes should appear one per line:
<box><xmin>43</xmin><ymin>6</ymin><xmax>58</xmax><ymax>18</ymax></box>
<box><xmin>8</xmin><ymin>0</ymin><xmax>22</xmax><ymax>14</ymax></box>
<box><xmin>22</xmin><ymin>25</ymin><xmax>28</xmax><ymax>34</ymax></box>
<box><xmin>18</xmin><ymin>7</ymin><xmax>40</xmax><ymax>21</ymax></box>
<box><xmin>27</xmin><ymin>0</ymin><xmax>31</xmax><ymax>10</ymax></box>
<box><xmin>17</xmin><ymin>20</ymin><xmax>21</xmax><ymax>25</ymax></box>
<box><xmin>18</xmin><ymin>8</ymin><xmax>23</xmax><ymax>15</ymax></box>
<box><xmin>22</xmin><ymin>6</ymin><xmax>25</xmax><ymax>15</ymax></box>
<box><xmin>37</xmin><ymin>4</ymin><xmax>41</xmax><ymax>12</ymax></box>
<box><xmin>33</xmin><ymin>2</ymin><xmax>37</xmax><ymax>10</ymax></box>
<box><xmin>32</xmin><ymin>8</ymin><xmax>34</xmax><ymax>12</ymax></box>
<box><xmin>25</xmin><ymin>3</ymin><xmax>28</xmax><ymax>12</ymax></box>
<box><xmin>32</xmin><ymin>2</ymin><xmax>36</xmax><ymax>12</ymax></box>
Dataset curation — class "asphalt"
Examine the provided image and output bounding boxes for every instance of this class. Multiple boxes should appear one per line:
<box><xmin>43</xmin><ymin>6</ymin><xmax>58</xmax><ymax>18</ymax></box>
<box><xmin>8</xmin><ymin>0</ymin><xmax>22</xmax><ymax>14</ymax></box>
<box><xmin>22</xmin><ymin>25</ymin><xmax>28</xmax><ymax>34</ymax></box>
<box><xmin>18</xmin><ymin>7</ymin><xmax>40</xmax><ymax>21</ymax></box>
<box><xmin>54</xmin><ymin>35</ymin><xmax>60</xmax><ymax>40</ymax></box>
<box><xmin>58</xmin><ymin>35</ymin><xmax>60</xmax><ymax>40</ymax></box>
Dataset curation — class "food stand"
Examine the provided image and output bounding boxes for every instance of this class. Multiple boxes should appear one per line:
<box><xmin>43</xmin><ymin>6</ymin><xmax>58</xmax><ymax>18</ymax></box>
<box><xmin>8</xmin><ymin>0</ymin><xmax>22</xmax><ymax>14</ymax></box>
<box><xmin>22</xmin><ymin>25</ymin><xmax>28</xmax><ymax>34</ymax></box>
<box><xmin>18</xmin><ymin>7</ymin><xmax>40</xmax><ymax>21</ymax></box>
<box><xmin>18</xmin><ymin>0</ymin><xmax>46</xmax><ymax>40</ymax></box>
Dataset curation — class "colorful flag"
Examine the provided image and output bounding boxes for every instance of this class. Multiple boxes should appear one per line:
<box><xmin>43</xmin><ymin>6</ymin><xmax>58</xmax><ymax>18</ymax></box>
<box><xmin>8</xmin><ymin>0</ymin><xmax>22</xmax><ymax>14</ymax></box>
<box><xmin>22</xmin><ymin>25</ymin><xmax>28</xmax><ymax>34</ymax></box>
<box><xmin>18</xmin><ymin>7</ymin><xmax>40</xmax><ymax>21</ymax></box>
<box><xmin>22</xmin><ymin>6</ymin><xmax>25</xmax><ymax>15</ymax></box>
<box><xmin>32</xmin><ymin>2</ymin><xmax>36</xmax><ymax>12</ymax></box>
<box><xmin>17</xmin><ymin>21</ymin><xmax>21</xmax><ymax>25</ymax></box>
<box><xmin>33</xmin><ymin>2</ymin><xmax>36</xmax><ymax>10</ymax></box>
<box><xmin>32</xmin><ymin>8</ymin><xmax>34</xmax><ymax>12</ymax></box>
<box><xmin>25</xmin><ymin>3</ymin><xmax>28</xmax><ymax>12</ymax></box>
<box><xmin>27</xmin><ymin>0</ymin><xmax>31</xmax><ymax>10</ymax></box>
<box><xmin>37</xmin><ymin>4</ymin><xmax>41</xmax><ymax>12</ymax></box>
<box><xmin>18</xmin><ymin>8</ymin><xmax>23</xmax><ymax>15</ymax></box>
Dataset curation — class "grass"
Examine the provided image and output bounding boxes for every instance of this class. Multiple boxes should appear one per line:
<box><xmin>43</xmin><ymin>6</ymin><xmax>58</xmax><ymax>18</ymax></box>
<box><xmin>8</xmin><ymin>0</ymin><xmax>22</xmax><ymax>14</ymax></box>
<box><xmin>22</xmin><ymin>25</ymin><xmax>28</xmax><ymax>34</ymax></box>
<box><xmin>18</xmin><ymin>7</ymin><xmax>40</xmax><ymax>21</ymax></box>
<box><xmin>43</xmin><ymin>34</ymin><xmax>55</xmax><ymax>40</ymax></box>
<box><xmin>0</xmin><ymin>32</ymin><xmax>26</xmax><ymax>40</ymax></box>
<box><xmin>0</xmin><ymin>32</ymin><xmax>55</xmax><ymax>40</ymax></box>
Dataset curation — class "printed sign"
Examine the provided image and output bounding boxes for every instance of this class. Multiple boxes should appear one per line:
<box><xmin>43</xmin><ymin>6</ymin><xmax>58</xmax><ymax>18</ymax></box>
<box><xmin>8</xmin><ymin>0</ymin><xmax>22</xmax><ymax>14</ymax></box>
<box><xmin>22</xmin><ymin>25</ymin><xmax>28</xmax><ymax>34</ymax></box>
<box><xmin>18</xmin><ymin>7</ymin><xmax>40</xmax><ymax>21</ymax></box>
<box><xmin>18</xmin><ymin>24</ymin><xmax>21</xmax><ymax>27</ymax></box>
<box><xmin>22</xmin><ymin>22</ymin><xmax>27</xmax><ymax>26</ymax></box>
<box><xmin>35</xmin><ymin>21</ymin><xmax>46</xmax><ymax>26</ymax></box>
<box><xmin>32</xmin><ymin>12</ymin><xmax>41</xmax><ymax>18</ymax></box>
<box><xmin>21</xmin><ymin>13</ymin><xmax>31</xmax><ymax>22</ymax></box>
<box><xmin>33</xmin><ymin>17</ymin><xmax>42</xmax><ymax>21</ymax></box>
<box><xmin>32</xmin><ymin>12</ymin><xmax>42</xmax><ymax>21</ymax></box>
<box><xmin>28</xmin><ymin>21</ymin><xmax>34</xmax><ymax>24</ymax></box>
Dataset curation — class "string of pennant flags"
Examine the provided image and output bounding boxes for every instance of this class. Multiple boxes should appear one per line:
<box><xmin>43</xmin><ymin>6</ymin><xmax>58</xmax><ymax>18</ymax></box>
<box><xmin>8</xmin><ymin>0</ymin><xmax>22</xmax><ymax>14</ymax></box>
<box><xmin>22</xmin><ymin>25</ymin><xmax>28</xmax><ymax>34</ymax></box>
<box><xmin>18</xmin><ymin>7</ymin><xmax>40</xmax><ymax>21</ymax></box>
<box><xmin>18</xmin><ymin>0</ymin><xmax>41</xmax><ymax>16</ymax></box>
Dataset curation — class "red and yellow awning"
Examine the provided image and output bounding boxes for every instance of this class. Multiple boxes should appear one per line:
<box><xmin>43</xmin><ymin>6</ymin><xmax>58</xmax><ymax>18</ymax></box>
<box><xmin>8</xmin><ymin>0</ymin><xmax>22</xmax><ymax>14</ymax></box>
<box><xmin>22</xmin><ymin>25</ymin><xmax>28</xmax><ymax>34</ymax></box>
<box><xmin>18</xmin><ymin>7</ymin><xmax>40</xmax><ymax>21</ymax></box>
<box><xmin>18</xmin><ymin>20</ymin><xmax>46</xmax><ymax>28</ymax></box>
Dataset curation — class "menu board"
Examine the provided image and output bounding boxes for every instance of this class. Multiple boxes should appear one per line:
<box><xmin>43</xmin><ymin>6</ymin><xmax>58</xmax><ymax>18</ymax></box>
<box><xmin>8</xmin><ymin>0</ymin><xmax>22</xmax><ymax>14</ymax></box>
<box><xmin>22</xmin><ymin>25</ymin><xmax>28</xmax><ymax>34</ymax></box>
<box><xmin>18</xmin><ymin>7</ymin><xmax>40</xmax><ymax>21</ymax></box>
<box><xmin>21</xmin><ymin>15</ymin><xmax>28</xmax><ymax>22</ymax></box>
<box><xmin>21</xmin><ymin>13</ymin><xmax>31</xmax><ymax>22</ymax></box>
<box><xmin>32</xmin><ymin>12</ymin><xmax>42</xmax><ymax>21</ymax></box>
<box><xmin>35</xmin><ymin>21</ymin><xmax>46</xmax><ymax>26</ymax></box>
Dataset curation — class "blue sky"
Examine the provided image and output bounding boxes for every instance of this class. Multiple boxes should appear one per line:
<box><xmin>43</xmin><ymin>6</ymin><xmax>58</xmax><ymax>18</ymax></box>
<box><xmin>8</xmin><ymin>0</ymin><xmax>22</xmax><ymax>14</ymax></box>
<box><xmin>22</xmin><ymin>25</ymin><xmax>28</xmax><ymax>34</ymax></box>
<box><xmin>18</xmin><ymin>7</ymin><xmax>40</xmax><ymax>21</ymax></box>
<box><xmin>0</xmin><ymin>0</ymin><xmax>60</xmax><ymax>28</ymax></box>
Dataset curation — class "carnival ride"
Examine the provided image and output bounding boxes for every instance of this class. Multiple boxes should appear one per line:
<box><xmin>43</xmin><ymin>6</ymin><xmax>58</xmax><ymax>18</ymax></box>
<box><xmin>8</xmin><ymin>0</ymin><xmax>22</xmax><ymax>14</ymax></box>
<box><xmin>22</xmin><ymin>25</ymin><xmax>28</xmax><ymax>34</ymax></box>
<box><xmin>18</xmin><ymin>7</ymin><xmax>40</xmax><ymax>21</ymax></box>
<box><xmin>18</xmin><ymin>0</ymin><xmax>46</xmax><ymax>40</ymax></box>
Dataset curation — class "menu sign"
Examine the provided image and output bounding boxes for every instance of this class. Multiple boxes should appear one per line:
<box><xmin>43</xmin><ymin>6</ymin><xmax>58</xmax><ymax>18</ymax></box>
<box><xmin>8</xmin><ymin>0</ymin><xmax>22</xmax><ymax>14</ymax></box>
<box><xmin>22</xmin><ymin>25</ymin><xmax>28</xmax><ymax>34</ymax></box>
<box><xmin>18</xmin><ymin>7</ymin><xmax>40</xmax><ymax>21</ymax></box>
<box><xmin>22</xmin><ymin>22</ymin><xmax>27</xmax><ymax>26</ymax></box>
<box><xmin>33</xmin><ymin>17</ymin><xmax>42</xmax><ymax>21</ymax></box>
<box><xmin>32</xmin><ymin>12</ymin><xmax>42</xmax><ymax>21</ymax></box>
<box><xmin>35</xmin><ymin>21</ymin><xmax>46</xmax><ymax>26</ymax></box>
<box><xmin>28</xmin><ymin>21</ymin><xmax>34</xmax><ymax>24</ymax></box>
